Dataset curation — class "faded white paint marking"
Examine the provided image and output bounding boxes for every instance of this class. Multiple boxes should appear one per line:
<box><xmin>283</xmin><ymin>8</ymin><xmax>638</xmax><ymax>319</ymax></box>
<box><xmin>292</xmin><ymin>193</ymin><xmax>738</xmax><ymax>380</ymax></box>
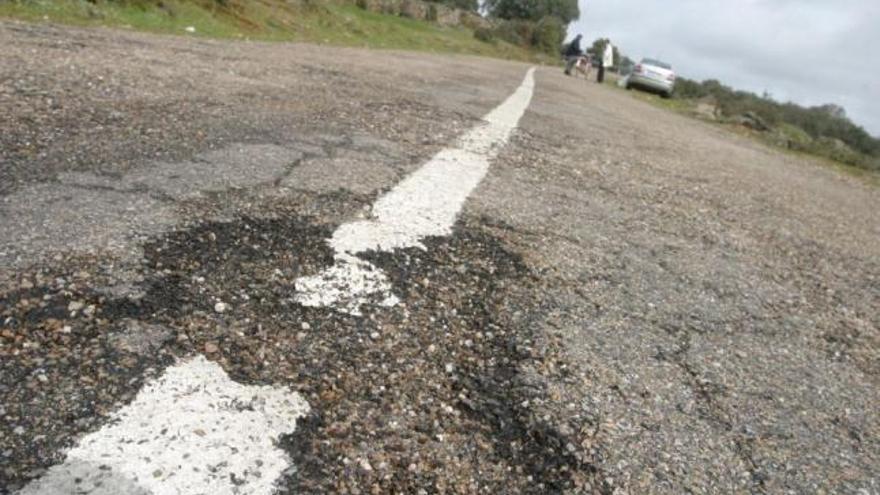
<box><xmin>294</xmin><ymin>254</ymin><xmax>400</xmax><ymax>311</ymax></box>
<box><xmin>296</xmin><ymin>68</ymin><xmax>536</xmax><ymax>314</ymax></box>
<box><xmin>20</xmin><ymin>356</ymin><xmax>309</xmax><ymax>495</ymax></box>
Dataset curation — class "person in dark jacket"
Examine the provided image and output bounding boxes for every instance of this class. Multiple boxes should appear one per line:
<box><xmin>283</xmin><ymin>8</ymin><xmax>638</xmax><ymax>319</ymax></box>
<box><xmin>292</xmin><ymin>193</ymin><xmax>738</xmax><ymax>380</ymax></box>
<box><xmin>563</xmin><ymin>34</ymin><xmax>583</xmax><ymax>76</ymax></box>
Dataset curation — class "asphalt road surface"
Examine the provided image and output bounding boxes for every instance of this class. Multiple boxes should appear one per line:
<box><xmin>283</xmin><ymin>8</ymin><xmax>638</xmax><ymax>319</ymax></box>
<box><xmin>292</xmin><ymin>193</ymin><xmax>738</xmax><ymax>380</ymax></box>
<box><xmin>1</xmin><ymin>21</ymin><xmax>878</xmax><ymax>495</ymax></box>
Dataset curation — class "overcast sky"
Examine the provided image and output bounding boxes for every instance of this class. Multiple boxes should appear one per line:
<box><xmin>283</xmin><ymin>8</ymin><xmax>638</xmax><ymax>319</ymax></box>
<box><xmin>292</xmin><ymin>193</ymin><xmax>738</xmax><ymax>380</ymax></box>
<box><xmin>568</xmin><ymin>0</ymin><xmax>880</xmax><ymax>136</ymax></box>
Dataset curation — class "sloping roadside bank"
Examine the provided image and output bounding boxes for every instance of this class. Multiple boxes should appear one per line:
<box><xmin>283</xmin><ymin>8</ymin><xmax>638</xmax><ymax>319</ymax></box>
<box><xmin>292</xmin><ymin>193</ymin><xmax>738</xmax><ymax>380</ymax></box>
<box><xmin>0</xmin><ymin>0</ymin><xmax>550</xmax><ymax>63</ymax></box>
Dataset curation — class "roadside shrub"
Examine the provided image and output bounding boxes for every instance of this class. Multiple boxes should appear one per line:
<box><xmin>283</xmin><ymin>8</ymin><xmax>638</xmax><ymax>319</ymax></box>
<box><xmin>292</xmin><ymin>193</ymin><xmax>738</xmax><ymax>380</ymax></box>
<box><xmin>105</xmin><ymin>0</ymin><xmax>159</xmax><ymax>9</ymax></box>
<box><xmin>776</xmin><ymin>123</ymin><xmax>813</xmax><ymax>150</ymax></box>
<box><xmin>672</xmin><ymin>77</ymin><xmax>707</xmax><ymax>99</ymax></box>
<box><xmin>426</xmin><ymin>4</ymin><xmax>438</xmax><ymax>21</ymax></box>
<box><xmin>460</xmin><ymin>12</ymin><xmax>488</xmax><ymax>30</ymax></box>
<box><xmin>530</xmin><ymin>16</ymin><xmax>563</xmax><ymax>54</ymax></box>
<box><xmin>493</xmin><ymin>19</ymin><xmax>533</xmax><ymax>47</ymax></box>
<box><xmin>810</xmin><ymin>137</ymin><xmax>866</xmax><ymax>167</ymax></box>
<box><xmin>424</xmin><ymin>0</ymin><xmax>478</xmax><ymax>12</ymax></box>
<box><xmin>474</xmin><ymin>26</ymin><xmax>494</xmax><ymax>43</ymax></box>
<box><xmin>490</xmin><ymin>18</ymin><xmax>566</xmax><ymax>53</ymax></box>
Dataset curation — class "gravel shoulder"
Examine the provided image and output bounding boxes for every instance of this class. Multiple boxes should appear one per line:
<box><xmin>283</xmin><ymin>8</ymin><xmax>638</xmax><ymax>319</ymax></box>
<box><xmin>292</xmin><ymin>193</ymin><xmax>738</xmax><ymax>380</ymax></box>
<box><xmin>472</xmin><ymin>70</ymin><xmax>879</xmax><ymax>493</ymax></box>
<box><xmin>1</xmin><ymin>20</ymin><xmax>878</xmax><ymax>494</ymax></box>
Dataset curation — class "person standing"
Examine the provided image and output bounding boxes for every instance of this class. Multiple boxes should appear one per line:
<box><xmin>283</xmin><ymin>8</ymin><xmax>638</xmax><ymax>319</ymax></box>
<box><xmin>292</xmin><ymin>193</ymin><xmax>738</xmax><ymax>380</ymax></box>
<box><xmin>597</xmin><ymin>42</ymin><xmax>613</xmax><ymax>83</ymax></box>
<box><xmin>563</xmin><ymin>34</ymin><xmax>583</xmax><ymax>76</ymax></box>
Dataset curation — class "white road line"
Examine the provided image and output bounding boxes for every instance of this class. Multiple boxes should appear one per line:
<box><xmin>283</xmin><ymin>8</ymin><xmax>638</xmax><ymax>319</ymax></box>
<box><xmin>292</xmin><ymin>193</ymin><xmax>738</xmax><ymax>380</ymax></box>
<box><xmin>295</xmin><ymin>67</ymin><xmax>536</xmax><ymax>314</ymax></box>
<box><xmin>20</xmin><ymin>356</ymin><xmax>309</xmax><ymax>495</ymax></box>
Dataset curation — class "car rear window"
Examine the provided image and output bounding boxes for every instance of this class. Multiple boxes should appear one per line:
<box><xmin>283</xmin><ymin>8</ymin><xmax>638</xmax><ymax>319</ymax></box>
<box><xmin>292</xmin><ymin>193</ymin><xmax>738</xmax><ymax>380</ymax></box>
<box><xmin>642</xmin><ymin>59</ymin><xmax>672</xmax><ymax>70</ymax></box>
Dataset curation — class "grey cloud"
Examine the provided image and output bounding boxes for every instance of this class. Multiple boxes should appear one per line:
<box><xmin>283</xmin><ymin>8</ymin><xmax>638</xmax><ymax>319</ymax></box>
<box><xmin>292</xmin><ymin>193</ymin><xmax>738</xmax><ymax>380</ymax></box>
<box><xmin>569</xmin><ymin>0</ymin><xmax>880</xmax><ymax>135</ymax></box>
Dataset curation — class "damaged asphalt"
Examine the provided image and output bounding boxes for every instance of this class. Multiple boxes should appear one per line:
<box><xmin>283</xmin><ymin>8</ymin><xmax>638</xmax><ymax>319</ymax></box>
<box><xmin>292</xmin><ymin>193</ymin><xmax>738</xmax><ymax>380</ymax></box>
<box><xmin>2</xmin><ymin>20</ymin><xmax>879</xmax><ymax>495</ymax></box>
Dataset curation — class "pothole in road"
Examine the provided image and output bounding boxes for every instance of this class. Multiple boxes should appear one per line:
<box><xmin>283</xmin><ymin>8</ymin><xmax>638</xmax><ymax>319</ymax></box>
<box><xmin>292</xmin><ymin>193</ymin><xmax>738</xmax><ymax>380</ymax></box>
<box><xmin>0</xmin><ymin>214</ymin><xmax>599</xmax><ymax>493</ymax></box>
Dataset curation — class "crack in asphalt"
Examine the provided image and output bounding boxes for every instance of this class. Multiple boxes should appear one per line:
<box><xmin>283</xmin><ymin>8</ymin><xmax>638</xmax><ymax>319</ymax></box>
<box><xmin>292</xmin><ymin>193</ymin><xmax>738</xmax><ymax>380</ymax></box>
<box><xmin>61</xmin><ymin>181</ymin><xmax>179</xmax><ymax>204</ymax></box>
<box><xmin>654</xmin><ymin>325</ymin><xmax>769</xmax><ymax>493</ymax></box>
<box><xmin>480</xmin><ymin>216</ymin><xmax>588</xmax><ymax>249</ymax></box>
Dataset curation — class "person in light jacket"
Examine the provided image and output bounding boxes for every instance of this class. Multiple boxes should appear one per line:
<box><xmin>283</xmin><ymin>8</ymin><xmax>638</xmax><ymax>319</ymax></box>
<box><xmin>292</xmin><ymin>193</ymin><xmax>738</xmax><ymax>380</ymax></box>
<box><xmin>597</xmin><ymin>42</ymin><xmax>613</xmax><ymax>83</ymax></box>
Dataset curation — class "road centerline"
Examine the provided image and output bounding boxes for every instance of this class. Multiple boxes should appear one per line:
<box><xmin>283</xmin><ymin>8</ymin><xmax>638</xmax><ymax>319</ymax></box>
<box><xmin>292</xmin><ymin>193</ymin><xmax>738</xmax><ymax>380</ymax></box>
<box><xmin>19</xmin><ymin>356</ymin><xmax>310</xmax><ymax>495</ymax></box>
<box><xmin>295</xmin><ymin>67</ymin><xmax>536</xmax><ymax>315</ymax></box>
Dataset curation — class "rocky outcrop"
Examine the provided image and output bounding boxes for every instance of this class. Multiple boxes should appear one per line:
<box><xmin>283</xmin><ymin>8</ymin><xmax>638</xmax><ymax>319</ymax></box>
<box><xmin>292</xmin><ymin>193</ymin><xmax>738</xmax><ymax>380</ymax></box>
<box><xmin>353</xmin><ymin>0</ymin><xmax>491</xmax><ymax>29</ymax></box>
<box><xmin>692</xmin><ymin>97</ymin><xmax>721</xmax><ymax>121</ymax></box>
<box><xmin>731</xmin><ymin>111</ymin><xmax>771</xmax><ymax>132</ymax></box>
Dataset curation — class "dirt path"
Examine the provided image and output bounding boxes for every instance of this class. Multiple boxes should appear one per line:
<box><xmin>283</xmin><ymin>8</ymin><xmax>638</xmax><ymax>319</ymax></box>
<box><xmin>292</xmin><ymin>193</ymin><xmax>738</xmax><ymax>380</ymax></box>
<box><xmin>1</xmin><ymin>21</ymin><xmax>878</xmax><ymax>494</ymax></box>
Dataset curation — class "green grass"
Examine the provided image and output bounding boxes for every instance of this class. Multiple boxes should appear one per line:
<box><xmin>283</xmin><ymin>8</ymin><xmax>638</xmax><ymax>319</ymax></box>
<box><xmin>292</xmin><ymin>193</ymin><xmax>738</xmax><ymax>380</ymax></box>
<box><xmin>0</xmin><ymin>0</ymin><xmax>239</xmax><ymax>37</ymax></box>
<box><xmin>626</xmin><ymin>88</ymin><xmax>692</xmax><ymax>113</ymax></box>
<box><xmin>0</xmin><ymin>0</ymin><xmax>549</xmax><ymax>62</ymax></box>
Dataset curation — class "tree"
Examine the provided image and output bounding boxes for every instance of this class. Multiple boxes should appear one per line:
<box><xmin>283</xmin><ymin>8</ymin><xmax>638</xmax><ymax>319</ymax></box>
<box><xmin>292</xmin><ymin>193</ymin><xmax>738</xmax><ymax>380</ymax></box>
<box><xmin>485</xmin><ymin>0</ymin><xmax>579</xmax><ymax>24</ymax></box>
<box><xmin>531</xmin><ymin>16</ymin><xmax>565</xmax><ymax>54</ymax></box>
<box><xmin>816</xmin><ymin>104</ymin><xmax>846</xmax><ymax>120</ymax></box>
<box><xmin>425</xmin><ymin>0</ymin><xmax>478</xmax><ymax>11</ymax></box>
<box><xmin>618</xmin><ymin>55</ymin><xmax>635</xmax><ymax>75</ymax></box>
<box><xmin>587</xmin><ymin>38</ymin><xmax>620</xmax><ymax>68</ymax></box>
<box><xmin>536</xmin><ymin>0</ymin><xmax>578</xmax><ymax>24</ymax></box>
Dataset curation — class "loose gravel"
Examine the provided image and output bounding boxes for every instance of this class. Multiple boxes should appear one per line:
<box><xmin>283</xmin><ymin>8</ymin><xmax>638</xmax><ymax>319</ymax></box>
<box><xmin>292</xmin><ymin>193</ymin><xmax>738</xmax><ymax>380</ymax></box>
<box><xmin>2</xmin><ymin>18</ymin><xmax>878</xmax><ymax>495</ymax></box>
<box><xmin>1</xmin><ymin>213</ymin><xmax>607</xmax><ymax>493</ymax></box>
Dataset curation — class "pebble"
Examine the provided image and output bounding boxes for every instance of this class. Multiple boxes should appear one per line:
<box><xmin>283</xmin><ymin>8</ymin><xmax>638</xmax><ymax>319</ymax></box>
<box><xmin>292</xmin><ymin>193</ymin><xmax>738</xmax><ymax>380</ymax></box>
<box><xmin>67</xmin><ymin>301</ymin><xmax>84</xmax><ymax>312</ymax></box>
<box><xmin>301</xmin><ymin>322</ymin><xmax>311</xmax><ymax>330</ymax></box>
<box><xmin>214</xmin><ymin>301</ymin><xmax>228</xmax><ymax>313</ymax></box>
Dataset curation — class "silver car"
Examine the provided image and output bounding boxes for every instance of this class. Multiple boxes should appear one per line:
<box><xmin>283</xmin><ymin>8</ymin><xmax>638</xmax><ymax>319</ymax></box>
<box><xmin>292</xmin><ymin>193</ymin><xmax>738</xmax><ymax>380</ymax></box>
<box><xmin>626</xmin><ymin>58</ymin><xmax>676</xmax><ymax>97</ymax></box>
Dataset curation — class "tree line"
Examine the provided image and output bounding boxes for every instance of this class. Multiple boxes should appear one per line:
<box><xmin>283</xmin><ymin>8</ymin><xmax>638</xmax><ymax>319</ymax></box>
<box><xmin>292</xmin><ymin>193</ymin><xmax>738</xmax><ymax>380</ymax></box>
<box><xmin>458</xmin><ymin>0</ymin><xmax>578</xmax><ymax>54</ymax></box>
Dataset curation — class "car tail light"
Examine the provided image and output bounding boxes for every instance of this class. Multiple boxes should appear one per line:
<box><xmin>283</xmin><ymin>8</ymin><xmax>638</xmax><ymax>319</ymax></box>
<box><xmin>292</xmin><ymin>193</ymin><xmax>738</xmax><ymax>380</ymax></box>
<box><xmin>634</xmin><ymin>64</ymin><xmax>642</xmax><ymax>73</ymax></box>
<box><xmin>667</xmin><ymin>74</ymin><xmax>675</xmax><ymax>81</ymax></box>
